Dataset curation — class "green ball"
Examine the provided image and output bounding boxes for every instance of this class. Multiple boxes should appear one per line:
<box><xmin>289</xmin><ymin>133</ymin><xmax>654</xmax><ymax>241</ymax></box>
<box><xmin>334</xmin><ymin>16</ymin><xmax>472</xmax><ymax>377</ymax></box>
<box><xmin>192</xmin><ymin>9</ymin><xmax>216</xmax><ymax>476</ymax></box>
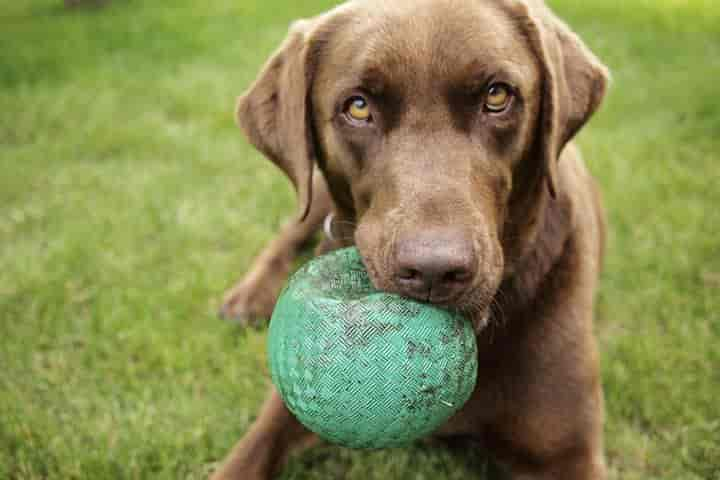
<box><xmin>268</xmin><ymin>247</ymin><xmax>478</xmax><ymax>449</ymax></box>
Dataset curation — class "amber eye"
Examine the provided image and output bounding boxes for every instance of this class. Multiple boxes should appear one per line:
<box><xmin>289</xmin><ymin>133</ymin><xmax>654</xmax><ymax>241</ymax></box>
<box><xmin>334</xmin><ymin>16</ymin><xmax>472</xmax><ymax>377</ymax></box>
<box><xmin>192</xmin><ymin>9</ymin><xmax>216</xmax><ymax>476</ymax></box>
<box><xmin>484</xmin><ymin>83</ymin><xmax>513</xmax><ymax>112</ymax></box>
<box><xmin>345</xmin><ymin>96</ymin><xmax>372</xmax><ymax>122</ymax></box>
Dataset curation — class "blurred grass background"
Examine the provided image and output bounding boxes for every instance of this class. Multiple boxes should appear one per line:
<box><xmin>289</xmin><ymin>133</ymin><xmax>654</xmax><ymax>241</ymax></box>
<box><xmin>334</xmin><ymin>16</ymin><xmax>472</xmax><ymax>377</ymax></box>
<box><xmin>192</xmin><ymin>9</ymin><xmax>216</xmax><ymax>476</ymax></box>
<box><xmin>1</xmin><ymin>0</ymin><xmax>719</xmax><ymax>478</ymax></box>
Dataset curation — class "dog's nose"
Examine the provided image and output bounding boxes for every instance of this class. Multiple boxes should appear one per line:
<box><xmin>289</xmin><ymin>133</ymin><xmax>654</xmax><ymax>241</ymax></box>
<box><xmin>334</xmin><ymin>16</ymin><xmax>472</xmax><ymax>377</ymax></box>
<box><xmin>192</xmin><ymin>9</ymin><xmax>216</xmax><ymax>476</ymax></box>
<box><xmin>392</xmin><ymin>228</ymin><xmax>476</xmax><ymax>303</ymax></box>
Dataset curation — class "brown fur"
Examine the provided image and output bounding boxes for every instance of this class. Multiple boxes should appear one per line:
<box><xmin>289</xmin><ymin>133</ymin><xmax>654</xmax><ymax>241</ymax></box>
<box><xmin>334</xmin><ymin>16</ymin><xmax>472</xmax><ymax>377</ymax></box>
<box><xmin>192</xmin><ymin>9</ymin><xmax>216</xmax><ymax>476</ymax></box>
<box><xmin>215</xmin><ymin>0</ymin><xmax>609</xmax><ymax>478</ymax></box>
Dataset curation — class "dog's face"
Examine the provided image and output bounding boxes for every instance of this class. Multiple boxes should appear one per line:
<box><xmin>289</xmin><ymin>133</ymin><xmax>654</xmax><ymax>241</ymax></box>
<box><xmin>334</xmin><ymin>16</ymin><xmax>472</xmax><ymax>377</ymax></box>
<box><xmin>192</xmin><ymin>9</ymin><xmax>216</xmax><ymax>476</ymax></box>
<box><xmin>238</xmin><ymin>0</ymin><xmax>607</xmax><ymax>323</ymax></box>
<box><xmin>312</xmin><ymin>1</ymin><xmax>543</xmax><ymax>314</ymax></box>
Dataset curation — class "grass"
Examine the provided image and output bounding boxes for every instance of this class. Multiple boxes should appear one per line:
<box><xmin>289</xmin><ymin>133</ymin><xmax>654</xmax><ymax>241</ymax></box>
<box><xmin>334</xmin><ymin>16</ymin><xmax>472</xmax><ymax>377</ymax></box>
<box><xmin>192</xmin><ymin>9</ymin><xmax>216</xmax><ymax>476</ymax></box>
<box><xmin>1</xmin><ymin>0</ymin><xmax>718</xmax><ymax>478</ymax></box>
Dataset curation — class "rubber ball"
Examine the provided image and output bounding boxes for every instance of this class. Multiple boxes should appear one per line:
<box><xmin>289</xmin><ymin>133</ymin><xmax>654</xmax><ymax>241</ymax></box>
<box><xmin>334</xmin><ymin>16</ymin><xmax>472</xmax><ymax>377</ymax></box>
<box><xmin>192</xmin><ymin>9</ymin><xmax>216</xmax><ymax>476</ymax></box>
<box><xmin>268</xmin><ymin>247</ymin><xmax>478</xmax><ymax>449</ymax></box>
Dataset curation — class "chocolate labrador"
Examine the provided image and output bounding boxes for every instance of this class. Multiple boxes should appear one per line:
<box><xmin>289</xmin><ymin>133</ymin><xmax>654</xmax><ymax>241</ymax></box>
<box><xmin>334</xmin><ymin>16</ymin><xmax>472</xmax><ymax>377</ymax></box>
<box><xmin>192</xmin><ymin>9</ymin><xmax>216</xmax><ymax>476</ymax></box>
<box><xmin>214</xmin><ymin>0</ymin><xmax>609</xmax><ymax>478</ymax></box>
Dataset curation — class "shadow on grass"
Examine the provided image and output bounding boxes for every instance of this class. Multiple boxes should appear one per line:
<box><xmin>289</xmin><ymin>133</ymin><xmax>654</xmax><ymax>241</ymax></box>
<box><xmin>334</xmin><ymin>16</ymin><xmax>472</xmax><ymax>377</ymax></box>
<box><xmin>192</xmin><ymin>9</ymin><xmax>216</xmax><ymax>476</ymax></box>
<box><xmin>282</xmin><ymin>438</ymin><xmax>506</xmax><ymax>480</ymax></box>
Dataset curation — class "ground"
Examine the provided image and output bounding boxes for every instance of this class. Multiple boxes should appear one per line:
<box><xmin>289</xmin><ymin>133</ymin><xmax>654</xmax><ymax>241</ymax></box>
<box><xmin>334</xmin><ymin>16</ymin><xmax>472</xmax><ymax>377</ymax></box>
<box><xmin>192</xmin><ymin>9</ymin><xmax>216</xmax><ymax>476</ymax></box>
<box><xmin>1</xmin><ymin>0</ymin><xmax>719</xmax><ymax>478</ymax></box>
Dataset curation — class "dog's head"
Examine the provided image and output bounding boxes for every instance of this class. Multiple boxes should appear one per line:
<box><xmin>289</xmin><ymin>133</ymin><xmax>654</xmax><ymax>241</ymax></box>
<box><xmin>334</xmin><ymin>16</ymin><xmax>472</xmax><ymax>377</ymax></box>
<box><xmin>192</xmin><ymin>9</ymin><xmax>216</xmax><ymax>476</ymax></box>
<box><xmin>237</xmin><ymin>0</ymin><xmax>608</xmax><ymax>323</ymax></box>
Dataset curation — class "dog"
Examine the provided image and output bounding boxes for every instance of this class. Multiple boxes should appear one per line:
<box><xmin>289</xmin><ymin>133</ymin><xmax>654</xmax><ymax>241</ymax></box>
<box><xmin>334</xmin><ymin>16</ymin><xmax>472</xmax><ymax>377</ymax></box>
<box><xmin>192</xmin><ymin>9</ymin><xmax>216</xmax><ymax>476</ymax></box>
<box><xmin>214</xmin><ymin>0</ymin><xmax>609</xmax><ymax>478</ymax></box>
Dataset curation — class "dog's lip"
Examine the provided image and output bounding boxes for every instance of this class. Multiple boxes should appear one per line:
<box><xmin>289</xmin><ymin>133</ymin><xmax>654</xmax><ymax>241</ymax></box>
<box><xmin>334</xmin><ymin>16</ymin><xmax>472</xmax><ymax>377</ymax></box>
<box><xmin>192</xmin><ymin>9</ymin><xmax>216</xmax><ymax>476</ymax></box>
<box><xmin>402</xmin><ymin>288</ymin><xmax>464</xmax><ymax>307</ymax></box>
<box><xmin>356</xmin><ymin>251</ymin><xmax>383</xmax><ymax>290</ymax></box>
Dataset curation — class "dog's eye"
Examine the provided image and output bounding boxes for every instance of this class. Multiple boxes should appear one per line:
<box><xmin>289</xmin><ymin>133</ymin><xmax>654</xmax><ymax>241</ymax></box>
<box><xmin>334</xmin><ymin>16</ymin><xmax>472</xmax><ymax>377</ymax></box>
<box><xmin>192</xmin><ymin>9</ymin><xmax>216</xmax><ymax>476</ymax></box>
<box><xmin>344</xmin><ymin>96</ymin><xmax>372</xmax><ymax>123</ymax></box>
<box><xmin>484</xmin><ymin>83</ymin><xmax>513</xmax><ymax>113</ymax></box>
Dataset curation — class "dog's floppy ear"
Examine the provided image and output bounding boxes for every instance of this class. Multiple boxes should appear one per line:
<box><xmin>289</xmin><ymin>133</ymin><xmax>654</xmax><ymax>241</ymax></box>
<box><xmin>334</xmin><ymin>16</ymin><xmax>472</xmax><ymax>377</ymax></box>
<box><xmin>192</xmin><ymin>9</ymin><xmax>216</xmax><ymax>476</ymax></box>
<box><xmin>518</xmin><ymin>1</ymin><xmax>610</xmax><ymax>197</ymax></box>
<box><xmin>236</xmin><ymin>19</ymin><xmax>322</xmax><ymax>221</ymax></box>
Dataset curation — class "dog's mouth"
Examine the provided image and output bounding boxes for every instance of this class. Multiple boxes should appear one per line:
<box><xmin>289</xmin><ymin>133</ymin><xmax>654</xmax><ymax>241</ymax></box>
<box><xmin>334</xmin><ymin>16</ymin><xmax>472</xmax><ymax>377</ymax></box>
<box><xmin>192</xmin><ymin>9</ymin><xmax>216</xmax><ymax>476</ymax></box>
<box><xmin>358</xmin><ymin>250</ymin><xmax>495</xmax><ymax>330</ymax></box>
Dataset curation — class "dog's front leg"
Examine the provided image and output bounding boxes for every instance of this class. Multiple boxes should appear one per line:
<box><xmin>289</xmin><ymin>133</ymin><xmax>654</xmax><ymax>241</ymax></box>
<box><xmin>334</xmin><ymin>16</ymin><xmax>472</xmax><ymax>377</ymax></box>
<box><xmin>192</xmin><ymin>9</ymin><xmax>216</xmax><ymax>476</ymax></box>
<box><xmin>211</xmin><ymin>387</ymin><xmax>319</xmax><ymax>480</ymax></box>
<box><xmin>497</xmin><ymin>385</ymin><xmax>607</xmax><ymax>480</ymax></box>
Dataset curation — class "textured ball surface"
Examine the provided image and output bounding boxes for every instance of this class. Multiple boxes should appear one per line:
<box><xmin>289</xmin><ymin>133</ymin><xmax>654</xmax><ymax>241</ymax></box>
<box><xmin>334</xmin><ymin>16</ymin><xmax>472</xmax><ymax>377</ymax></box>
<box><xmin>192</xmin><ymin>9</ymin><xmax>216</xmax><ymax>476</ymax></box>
<box><xmin>268</xmin><ymin>247</ymin><xmax>478</xmax><ymax>449</ymax></box>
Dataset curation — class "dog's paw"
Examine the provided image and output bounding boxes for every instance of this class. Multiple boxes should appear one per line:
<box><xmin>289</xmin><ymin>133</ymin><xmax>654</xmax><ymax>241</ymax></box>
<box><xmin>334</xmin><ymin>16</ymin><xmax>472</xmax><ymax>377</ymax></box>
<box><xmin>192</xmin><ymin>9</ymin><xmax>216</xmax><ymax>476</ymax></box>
<box><xmin>218</xmin><ymin>258</ymin><xmax>292</xmax><ymax>327</ymax></box>
<box><xmin>218</xmin><ymin>279</ymin><xmax>279</xmax><ymax>326</ymax></box>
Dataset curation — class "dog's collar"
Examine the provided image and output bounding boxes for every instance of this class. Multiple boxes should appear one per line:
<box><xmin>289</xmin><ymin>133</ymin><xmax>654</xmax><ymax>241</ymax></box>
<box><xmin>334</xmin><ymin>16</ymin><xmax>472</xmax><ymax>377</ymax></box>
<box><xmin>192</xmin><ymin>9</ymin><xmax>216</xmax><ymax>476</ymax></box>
<box><xmin>323</xmin><ymin>213</ymin><xmax>336</xmax><ymax>243</ymax></box>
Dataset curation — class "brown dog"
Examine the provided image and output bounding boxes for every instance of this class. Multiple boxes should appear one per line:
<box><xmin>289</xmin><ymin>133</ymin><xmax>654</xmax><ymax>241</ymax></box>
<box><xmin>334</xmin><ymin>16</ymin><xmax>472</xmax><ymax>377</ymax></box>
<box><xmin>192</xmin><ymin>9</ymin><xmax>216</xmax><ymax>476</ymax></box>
<box><xmin>215</xmin><ymin>0</ymin><xmax>609</xmax><ymax>478</ymax></box>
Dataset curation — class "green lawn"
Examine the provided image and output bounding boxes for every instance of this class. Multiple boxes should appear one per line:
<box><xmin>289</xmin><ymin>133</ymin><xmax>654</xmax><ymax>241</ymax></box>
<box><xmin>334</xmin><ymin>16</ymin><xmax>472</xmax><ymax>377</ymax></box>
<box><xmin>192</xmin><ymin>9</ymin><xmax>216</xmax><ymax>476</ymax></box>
<box><xmin>1</xmin><ymin>0</ymin><xmax>719</xmax><ymax>478</ymax></box>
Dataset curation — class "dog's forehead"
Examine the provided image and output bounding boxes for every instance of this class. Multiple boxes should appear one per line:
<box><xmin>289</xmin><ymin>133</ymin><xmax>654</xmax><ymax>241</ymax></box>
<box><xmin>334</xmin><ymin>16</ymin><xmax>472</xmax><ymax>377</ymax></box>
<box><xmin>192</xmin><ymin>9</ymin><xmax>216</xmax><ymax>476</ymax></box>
<box><xmin>319</xmin><ymin>0</ymin><xmax>538</xmax><ymax>95</ymax></box>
